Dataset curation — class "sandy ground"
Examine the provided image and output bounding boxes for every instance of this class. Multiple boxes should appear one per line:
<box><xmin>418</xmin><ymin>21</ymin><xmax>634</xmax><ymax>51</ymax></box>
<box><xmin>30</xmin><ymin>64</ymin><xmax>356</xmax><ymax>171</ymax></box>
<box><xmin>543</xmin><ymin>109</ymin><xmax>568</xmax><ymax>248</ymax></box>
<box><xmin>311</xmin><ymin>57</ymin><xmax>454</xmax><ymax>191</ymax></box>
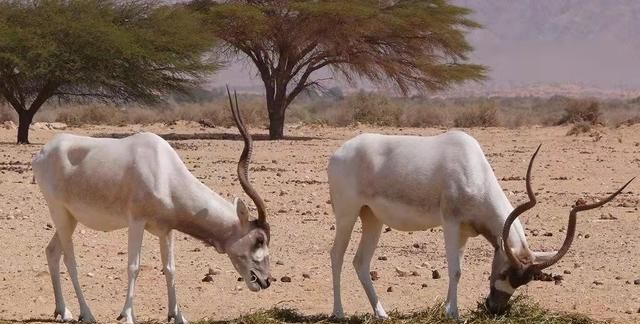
<box><xmin>0</xmin><ymin>122</ymin><xmax>639</xmax><ymax>323</ymax></box>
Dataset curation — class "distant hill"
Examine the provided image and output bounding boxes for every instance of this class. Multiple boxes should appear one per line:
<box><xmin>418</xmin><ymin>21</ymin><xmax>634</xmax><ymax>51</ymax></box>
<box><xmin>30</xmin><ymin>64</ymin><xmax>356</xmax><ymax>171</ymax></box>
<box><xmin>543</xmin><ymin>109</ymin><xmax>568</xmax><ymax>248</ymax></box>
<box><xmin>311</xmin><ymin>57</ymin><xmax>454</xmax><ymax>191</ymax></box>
<box><xmin>212</xmin><ymin>1</ymin><xmax>640</xmax><ymax>97</ymax></box>
<box><xmin>456</xmin><ymin>0</ymin><xmax>640</xmax><ymax>89</ymax></box>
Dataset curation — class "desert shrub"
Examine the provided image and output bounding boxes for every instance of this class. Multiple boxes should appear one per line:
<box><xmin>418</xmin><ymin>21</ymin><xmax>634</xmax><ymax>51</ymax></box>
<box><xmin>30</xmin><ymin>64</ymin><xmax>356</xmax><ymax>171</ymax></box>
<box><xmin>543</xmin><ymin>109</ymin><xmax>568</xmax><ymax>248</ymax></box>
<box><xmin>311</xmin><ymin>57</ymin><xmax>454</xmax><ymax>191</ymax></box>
<box><xmin>453</xmin><ymin>105</ymin><xmax>499</xmax><ymax>128</ymax></box>
<box><xmin>566</xmin><ymin>121</ymin><xmax>593</xmax><ymax>135</ymax></box>
<box><xmin>0</xmin><ymin>105</ymin><xmax>15</xmax><ymax>122</ymax></box>
<box><xmin>557</xmin><ymin>100</ymin><xmax>603</xmax><ymax>126</ymax></box>
<box><xmin>399</xmin><ymin>105</ymin><xmax>445</xmax><ymax>127</ymax></box>
<box><xmin>55</xmin><ymin>105</ymin><xmax>126</xmax><ymax>126</ymax></box>
<box><xmin>350</xmin><ymin>92</ymin><xmax>402</xmax><ymax>126</ymax></box>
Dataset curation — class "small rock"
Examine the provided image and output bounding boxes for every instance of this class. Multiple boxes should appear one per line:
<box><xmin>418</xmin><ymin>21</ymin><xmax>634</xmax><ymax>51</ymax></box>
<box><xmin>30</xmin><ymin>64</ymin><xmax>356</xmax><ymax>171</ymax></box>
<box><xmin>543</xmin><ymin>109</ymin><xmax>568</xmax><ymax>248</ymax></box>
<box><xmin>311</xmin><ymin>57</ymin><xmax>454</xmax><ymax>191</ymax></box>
<box><xmin>370</xmin><ymin>271</ymin><xmax>380</xmax><ymax>281</ymax></box>
<box><xmin>386</xmin><ymin>286</ymin><xmax>393</xmax><ymax>292</ymax></box>
<box><xmin>421</xmin><ymin>283</ymin><xmax>428</xmax><ymax>288</ymax></box>
<box><xmin>87</xmin><ymin>272</ymin><xmax>95</xmax><ymax>278</ymax></box>
<box><xmin>593</xmin><ymin>280</ymin><xmax>604</xmax><ymax>286</ymax></box>
<box><xmin>634</xmin><ymin>279</ymin><xmax>640</xmax><ymax>285</ymax></box>
<box><xmin>329</xmin><ymin>224</ymin><xmax>335</xmax><ymax>230</ymax></box>
<box><xmin>202</xmin><ymin>274</ymin><xmax>214</xmax><ymax>282</ymax></box>
<box><xmin>553</xmin><ymin>275</ymin><xmax>563</xmax><ymax>285</ymax></box>
<box><xmin>410</xmin><ymin>271</ymin><xmax>420</xmax><ymax>277</ymax></box>
<box><xmin>378</xmin><ymin>256</ymin><xmax>388</xmax><ymax>261</ymax></box>
<box><xmin>35</xmin><ymin>270</ymin><xmax>49</xmax><ymax>278</ymax></box>
<box><xmin>432</xmin><ymin>270</ymin><xmax>441</xmax><ymax>279</ymax></box>
<box><xmin>584</xmin><ymin>234</ymin><xmax>591</xmax><ymax>239</ymax></box>
<box><xmin>276</xmin><ymin>260</ymin><xmax>284</xmax><ymax>265</ymax></box>
<box><xmin>280</xmin><ymin>276</ymin><xmax>292</xmax><ymax>283</ymax></box>
<box><xmin>412</xmin><ymin>243</ymin><xmax>420</xmax><ymax>248</ymax></box>
<box><xmin>563</xmin><ymin>270</ymin><xmax>572</xmax><ymax>274</ymax></box>
<box><xmin>237</xmin><ymin>277</ymin><xmax>243</xmax><ymax>282</ymax></box>
<box><xmin>615</xmin><ymin>276</ymin><xmax>622</xmax><ymax>280</ymax></box>
<box><xmin>395</xmin><ymin>267</ymin><xmax>408</xmax><ymax>277</ymax></box>
<box><xmin>543</xmin><ymin>232</ymin><xmax>553</xmax><ymax>237</ymax></box>
<box><xmin>208</xmin><ymin>268</ymin><xmax>220</xmax><ymax>276</ymax></box>
<box><xmin>302</xmin><ymin>273</ymin><xmax>311</xmax><ymax>279</ymax></box>
<box><xmin>384</xmin><ymin>227</ymin><xmax>392</xmax><ymax>233</ymax></box>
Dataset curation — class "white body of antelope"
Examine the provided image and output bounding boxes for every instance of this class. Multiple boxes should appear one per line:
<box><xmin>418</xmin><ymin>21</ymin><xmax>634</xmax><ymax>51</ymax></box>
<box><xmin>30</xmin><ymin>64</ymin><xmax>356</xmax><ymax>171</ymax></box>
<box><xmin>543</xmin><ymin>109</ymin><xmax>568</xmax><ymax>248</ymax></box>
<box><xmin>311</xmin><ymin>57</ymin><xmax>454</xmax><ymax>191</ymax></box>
<box><xmin>328</xmin><ymin>131</ymin><xmax>632</xmax><ymax>319</ymax></box>
<box><xmin>32</xmin><ymin>91</ymin><xmax>272</xmax><ymax>324</ymax></box>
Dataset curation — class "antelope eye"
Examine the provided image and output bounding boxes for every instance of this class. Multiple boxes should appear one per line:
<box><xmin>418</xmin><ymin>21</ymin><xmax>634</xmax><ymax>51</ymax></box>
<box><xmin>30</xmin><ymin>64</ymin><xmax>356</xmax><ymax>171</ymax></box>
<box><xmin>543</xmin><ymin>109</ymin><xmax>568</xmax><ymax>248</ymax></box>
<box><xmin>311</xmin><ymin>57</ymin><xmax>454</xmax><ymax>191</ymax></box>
<box><xmin>255</xmin><ymin>236</ymin><xmax>265</xmax><ymax>248</ymax></box>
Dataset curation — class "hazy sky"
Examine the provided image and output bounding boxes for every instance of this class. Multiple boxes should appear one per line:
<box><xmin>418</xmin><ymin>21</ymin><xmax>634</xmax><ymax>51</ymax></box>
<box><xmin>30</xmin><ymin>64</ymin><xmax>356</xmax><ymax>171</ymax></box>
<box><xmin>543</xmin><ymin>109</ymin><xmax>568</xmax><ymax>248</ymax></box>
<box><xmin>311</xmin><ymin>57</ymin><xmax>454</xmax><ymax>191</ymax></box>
<box><xmin>210</xmin><ymin>1</ymin><xmax>640</xmax><ymax>92</ymax></box>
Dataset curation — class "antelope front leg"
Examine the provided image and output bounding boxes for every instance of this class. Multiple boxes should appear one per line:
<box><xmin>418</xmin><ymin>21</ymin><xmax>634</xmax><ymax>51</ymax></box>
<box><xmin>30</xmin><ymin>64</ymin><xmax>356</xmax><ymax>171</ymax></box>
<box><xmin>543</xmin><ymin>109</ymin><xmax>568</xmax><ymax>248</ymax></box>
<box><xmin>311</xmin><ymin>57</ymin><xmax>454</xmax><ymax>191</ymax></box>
<box><xmin>442</xmin><ymin>222</ymin><xmax>464</xmax><ymax>319</ymax></box>
<box><xmin>118</xmin><ymin>220</ymin><xmax>145</xmax><ymax>324</ymax></box>
<box><xmin>159</xmin><ymin>230</ymin><xmax>188</xmax><ymax>324</ymax></box>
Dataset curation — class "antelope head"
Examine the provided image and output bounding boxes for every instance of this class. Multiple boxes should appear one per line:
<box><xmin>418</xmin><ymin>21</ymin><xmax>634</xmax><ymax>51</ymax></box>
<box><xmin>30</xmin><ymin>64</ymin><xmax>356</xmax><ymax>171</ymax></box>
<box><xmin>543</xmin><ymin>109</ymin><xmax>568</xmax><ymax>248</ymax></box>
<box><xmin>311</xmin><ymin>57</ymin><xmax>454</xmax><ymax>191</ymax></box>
<box><xmin>224</xmin><ymin>87</ymin><xmax>272</xmax><ymax>292</ymax></box>
<box><xmin>486</xmin><ymin>145</ymin><xmax>634</xmax><ymax>314</ymax></box>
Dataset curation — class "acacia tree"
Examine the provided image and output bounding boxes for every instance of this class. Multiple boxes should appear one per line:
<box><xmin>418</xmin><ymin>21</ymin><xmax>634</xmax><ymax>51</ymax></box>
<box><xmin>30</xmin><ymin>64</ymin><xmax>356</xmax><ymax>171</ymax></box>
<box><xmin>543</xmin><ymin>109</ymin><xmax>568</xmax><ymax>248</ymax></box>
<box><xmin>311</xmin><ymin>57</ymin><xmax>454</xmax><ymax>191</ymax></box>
<box><xmin>0</xmin><ymin>0</ymin><xmax>217</xmax><ymax>143</ymax></box>
<box><xmin>198</xmin><ymin>0</ymin><xmax>486</xmax><ymax>139</ymax></box>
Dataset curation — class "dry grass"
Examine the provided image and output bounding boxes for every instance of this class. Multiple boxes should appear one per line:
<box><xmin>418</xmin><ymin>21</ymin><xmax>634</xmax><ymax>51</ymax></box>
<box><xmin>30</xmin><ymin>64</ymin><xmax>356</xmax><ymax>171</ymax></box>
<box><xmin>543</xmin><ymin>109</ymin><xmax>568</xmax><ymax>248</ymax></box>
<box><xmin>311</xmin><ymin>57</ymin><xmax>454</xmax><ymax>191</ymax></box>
<box><xmin>2</xmin><ymin>94</ymin><xmax>640</xmax><ymax>130</ymax></box>
<box><xmin>171</xmin><ymin>296</ymin><xmax>604</xmax><ymax>324</ymax></box>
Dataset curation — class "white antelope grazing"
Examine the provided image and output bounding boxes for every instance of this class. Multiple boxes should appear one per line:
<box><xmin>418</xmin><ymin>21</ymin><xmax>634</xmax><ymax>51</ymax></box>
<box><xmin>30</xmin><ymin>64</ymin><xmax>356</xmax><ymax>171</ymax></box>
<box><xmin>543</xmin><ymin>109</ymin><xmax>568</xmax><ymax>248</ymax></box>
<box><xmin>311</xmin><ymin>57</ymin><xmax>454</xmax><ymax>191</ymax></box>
<box><xmin>328</xmin><ymin>131</ymin><xmax>633</xmax><ymax>319</ymax></box>
<box><xmin>32</xmin><ymin>90</ymin><xmax>272</xmax><ymax>324</ymax></box>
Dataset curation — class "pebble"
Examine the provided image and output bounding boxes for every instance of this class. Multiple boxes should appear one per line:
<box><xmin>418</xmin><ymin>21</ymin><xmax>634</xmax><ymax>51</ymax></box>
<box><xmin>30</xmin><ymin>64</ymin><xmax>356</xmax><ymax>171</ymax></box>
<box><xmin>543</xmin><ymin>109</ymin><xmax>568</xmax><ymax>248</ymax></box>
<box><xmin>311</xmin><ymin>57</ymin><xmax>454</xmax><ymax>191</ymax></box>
<box><xmin>302</xmin><ymin>273</ymin><xmax>310</xmax><ymax>279</ymax></box>
<box><xmin>378</xmin><ymin>256</ymin><xmax>388</xmax><ymax>261</ymax></box>
<box><xmin>410</xmin><ymin>271</ymin><xmax>420</xmax><ymax>277</ymax></box>
<box><xmin>386</xmin><ymin>286</ymin><xmax>393</xmax><ymax>292</ymax></box>
<box><xmin>370</xmin><ymin>271</ymin><xmax>380</xmax><ymax>281</ymax></box>
<box><xmin>237</xmin><ymin>277</ymin><xmax>243</xmax><ymax>282</ymax></box>
<box><xmin>280</xmin><ymin>276</ymin><xmax>292</xmax><ymax>283</ymax></box>
<box><xmin>202</xmin><ymin>274</ymin><xmax>214</xmax><ymax>282</ymax></box>
<box><xmin>421</xmin><ymin>283</ymin><xmax>428</xmax><ymax>288</ymax></box>
<box><xmin>634</xmin><ymin>279</ymin><xmax>640</xmax><ymax>285</ymax></box>
<box><xmin>563</xmin><ymin>270</ymin><xmax>572</xmax><ymax>274</ymax></box>
<box><xmin>87</xmin><ymin>272</ymin><xmax>95</xmax><ymax>278</ymax></box>
<box><xmin>584</xmin><ymin>234</ymin><xmax>591</xmax><ymax>239</ymax></box>
<box><xmin>276</xmin><ymin>260</ymin><xmax>284</xmax><ymax>265</ymax></box>
<box><xmin>412</xmin><ymin>243</ymin><xmax>420</xmax><ymax>248</ymax></box>
<box><xmin>432</xmin><ymin>270</ymin><xmax>441</xmax><ymax>279</ymax></box>
<box><xmin>395</xmin><ymin>267</ymin><xmax>408</xmax><ymax>277</ymax></box>
<box><xmin>593</xmin><ymin>280</ymin><xmax>604</xmax><ymax>286</ymax></box>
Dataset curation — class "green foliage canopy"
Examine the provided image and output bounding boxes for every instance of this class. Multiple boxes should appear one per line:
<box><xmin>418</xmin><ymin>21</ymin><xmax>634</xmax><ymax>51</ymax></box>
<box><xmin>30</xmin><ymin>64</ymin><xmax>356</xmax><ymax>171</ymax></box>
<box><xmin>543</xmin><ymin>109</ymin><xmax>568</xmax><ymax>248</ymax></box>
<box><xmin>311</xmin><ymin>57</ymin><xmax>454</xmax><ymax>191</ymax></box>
<box><xmin>0</xmin><ymin>0</ymin><xmax>217</xmax><ymax>143</ymax></box>
<box><xmin>196</xmin><ymin>0</ymin><xmax>486</xmax><ymax>138</ymax></box>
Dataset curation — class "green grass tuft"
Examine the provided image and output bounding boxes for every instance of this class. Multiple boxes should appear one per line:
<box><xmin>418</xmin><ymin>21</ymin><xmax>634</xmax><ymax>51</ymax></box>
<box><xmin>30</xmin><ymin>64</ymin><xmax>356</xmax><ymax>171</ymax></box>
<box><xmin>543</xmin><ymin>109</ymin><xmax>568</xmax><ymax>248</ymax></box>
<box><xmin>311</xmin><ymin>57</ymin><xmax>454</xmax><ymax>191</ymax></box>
<box><xmin>179</xmin><ymin>296</ymin><xmax>606</xmax><ymax>324</ymax></box>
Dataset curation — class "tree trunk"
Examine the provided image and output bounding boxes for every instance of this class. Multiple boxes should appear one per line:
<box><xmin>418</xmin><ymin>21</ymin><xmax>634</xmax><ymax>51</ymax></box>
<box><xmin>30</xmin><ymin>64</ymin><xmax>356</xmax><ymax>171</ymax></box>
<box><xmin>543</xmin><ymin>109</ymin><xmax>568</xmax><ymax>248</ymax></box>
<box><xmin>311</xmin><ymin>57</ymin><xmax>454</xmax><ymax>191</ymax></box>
<box><xmin>17</xmin><ymin>110</ymin><xmax>34</xmax><ymax>144</ymax></box>
<box><xmin>267</xmin><ymin>98</ymin><xmax>286</xmax><ymax>140</ymax></box>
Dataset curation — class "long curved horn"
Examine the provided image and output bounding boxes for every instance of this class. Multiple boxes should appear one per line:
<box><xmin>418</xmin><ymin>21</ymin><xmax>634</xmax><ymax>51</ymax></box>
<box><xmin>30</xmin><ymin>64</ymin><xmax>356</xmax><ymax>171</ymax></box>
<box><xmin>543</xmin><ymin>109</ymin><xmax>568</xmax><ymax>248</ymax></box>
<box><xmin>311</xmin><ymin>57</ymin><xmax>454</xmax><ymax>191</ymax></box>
<box><xmin>227</xmin><ymin>86</ymin><xmax>267</xmax><ymax>223</ymax></box>
<box><xmin>501</xmin><ymin>144</ymin><xmax>542</xmax><ymax>269</ymax></box>
<box><xmin>532</xmin><ymin>177</ymin><xmax>634</xmax><ymax>271</ymax></box>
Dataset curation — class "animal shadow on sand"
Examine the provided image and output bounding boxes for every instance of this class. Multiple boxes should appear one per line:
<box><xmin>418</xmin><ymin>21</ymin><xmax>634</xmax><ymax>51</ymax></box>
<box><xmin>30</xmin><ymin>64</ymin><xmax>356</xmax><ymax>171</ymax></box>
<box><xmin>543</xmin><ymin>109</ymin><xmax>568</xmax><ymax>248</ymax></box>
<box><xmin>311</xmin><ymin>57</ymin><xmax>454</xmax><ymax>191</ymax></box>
<box><xmin>92</xmin><ymin>132</ymin><xmax>319</xmax><ymax>142</ymax></box>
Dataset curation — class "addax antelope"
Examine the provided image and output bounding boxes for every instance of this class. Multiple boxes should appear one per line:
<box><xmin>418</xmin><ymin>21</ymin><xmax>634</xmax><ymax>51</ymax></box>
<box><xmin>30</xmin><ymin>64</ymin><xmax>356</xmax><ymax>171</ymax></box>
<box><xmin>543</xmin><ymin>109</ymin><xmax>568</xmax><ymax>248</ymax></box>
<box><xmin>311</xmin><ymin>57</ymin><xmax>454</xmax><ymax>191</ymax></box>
<box><xmin>32</xmin><ymin>90</ymin><xmax>272</xmax><ymax>324</ymax></box>
<box><xmin>328</xmin><ymin>131</ymin><xmax>633</xmax><ymax>319</ymax></box>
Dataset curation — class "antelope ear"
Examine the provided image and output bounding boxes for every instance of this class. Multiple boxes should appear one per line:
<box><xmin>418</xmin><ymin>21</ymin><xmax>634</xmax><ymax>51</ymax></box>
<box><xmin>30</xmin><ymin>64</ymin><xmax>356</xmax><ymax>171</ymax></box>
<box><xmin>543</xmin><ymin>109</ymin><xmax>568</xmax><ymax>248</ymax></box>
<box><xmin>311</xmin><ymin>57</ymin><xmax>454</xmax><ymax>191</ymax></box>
<box><xmin>516</xmin><ymin>249</ymin><xmax>535</xmax><ymax>265</ymax></box>
<box><xmin>234</xmin><ymin>197</ymin><xmax>250</xmax><ymax>225</ymax></box>
<box><xmin>532</xmin><ymin>251</ymin><xmax>556</xmax><ymax>263</ymax></box>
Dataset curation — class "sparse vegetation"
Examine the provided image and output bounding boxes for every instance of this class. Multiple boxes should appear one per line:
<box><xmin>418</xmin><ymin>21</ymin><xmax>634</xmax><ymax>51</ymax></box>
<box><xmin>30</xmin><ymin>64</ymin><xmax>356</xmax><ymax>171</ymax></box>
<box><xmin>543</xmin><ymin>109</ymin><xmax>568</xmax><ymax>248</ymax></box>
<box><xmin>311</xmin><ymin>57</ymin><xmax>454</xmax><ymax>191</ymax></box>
<box><xmin>454</xmin><ymin>104</ymin><xmax>499</xmax><ymax>128</ymax></box>
<box><xmin>178</xmin><ymin>296</ymin><xmax>603</xmax><ymax>324</ymax></box>
<box><xmin>3</xmin><ymin>93</ymin><xmax>640</xmax><ymax>131</ymax></box>
<box><xmin>557</xmin><ymin>100</ymin><xmax>603</xmax><ymax>126</ymax></box>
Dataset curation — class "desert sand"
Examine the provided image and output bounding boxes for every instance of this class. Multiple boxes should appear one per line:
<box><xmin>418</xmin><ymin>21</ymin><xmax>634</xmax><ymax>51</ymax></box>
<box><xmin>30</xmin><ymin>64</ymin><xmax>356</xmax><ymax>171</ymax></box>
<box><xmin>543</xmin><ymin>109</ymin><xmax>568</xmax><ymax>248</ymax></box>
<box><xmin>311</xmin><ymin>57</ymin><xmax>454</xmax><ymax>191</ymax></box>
<box><xmin>0</xmin><ymin>122</ymin><xmax>638</xmax><ymax>323</ymax></box>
